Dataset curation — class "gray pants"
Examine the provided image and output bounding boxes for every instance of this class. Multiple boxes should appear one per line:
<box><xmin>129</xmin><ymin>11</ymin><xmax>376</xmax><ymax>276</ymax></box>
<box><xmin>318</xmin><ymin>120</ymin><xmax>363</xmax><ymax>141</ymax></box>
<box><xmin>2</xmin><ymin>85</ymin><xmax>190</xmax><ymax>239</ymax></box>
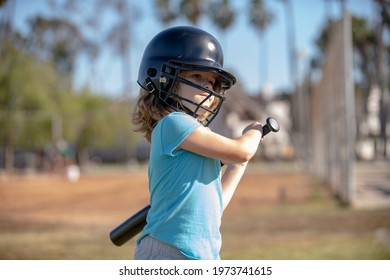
<box><xmin>133</xmin><ymin>236</ymin><xmax>189</xmax><ymax>260</ymax></box>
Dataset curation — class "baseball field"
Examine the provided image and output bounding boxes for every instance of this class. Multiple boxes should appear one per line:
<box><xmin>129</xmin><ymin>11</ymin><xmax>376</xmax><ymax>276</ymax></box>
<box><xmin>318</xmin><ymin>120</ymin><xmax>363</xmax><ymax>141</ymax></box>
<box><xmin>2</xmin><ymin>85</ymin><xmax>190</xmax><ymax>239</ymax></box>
<box><xmin>1</xmin><ymin>163</ymin><xmax>389</xmax><ymax>260</ymax></box>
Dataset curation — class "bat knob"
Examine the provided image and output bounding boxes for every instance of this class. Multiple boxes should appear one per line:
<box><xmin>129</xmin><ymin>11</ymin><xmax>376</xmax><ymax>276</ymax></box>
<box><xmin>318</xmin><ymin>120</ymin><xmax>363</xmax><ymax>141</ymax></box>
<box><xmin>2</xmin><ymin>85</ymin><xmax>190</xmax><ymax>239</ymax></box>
<box><xmin>262</xmin><ymin>117</ymin><xmax>280</xmax><ymax>136</ymax></box>
<box><xmin>266</xmin><ymin>117</ymin><xmax>280</xmax><ymax>132</ymax></box>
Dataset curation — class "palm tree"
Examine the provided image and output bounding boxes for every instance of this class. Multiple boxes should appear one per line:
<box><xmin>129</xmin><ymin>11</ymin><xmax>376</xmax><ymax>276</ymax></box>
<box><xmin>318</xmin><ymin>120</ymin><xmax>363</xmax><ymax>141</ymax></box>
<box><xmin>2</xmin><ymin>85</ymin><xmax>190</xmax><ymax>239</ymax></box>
<box><xmin>351</xmin><ymin>16</ymin><xmax>376</xmax><ymax>135</ymax></box>
<box><xmin>179</xmin><ymin>0</ymin><xmax>204</xmax><ymax>25</ymax></box>
<box><xmin>374</xmin><ymin>0</ymin><xmax>389</xmax><ymax>158</ymax></box>
<box><xmin>248</xmin><ymin>0</ymin><xmax>274</xmax><ymax>92</ymax></box>
<box><xmin>208</xmin><ymin>0</ymin><xmax>236</xmax><ymax>48</ymax></box>
<box><xmin>276</xmin><ymin>0</ymin><xmax>297</xmax><ymax>94</ymax></box>
<box><xmin>154</xmin><ymin>0</ymin><xmax>205</xmax><ymax>27</ymax></box>
<box><xmin>154</xmin><ymin>0</ymin><xmax>178</xmax><ymax>26</ymax></box>
<box><xmin>276</xmin><ymin>0</ymin><xmax>302</xmax><ymax>142</ymax></box>
<box><xmin>104</xmin><ymin>0</ymin><xmax>140</xmax><ymax>98</ymax></box>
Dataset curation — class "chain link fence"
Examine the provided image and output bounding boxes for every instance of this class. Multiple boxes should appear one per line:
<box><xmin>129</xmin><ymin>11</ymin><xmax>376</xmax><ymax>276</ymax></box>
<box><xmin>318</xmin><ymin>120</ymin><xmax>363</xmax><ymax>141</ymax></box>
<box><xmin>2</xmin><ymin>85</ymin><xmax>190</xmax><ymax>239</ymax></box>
<box><xmin>306</xmin><ymin>11</ymin><xmax>356</xmax><ymax>204</ymax></box>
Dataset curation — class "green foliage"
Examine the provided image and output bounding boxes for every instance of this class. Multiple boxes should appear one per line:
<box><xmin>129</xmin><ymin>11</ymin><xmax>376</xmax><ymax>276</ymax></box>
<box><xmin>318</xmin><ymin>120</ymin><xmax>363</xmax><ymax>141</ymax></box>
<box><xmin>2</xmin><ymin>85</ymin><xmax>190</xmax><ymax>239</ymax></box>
<box><xmin>0</xmin><ymin>41</ymin><xmax>59</xmax><ymax>149</ymax></box>
<box><xmin>63</xmin><ymin>88</ymin><xmax>137</xmax><ymax>151</ymax></box>
<box><xmin>0</xmin><ymin>40</ymin><xmax>137</xmax><ymax>165</ymax></box>
<box><xmin>28</xmin><ymin>16</ymin><xmax>86</xmax><ymax>75</ymax></box>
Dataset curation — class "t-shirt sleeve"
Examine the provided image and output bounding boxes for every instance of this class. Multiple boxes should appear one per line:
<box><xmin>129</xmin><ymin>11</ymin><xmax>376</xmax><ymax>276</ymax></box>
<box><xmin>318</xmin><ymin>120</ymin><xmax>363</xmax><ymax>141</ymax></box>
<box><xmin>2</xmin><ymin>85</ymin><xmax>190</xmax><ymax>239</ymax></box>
<box><xmin>160</xmin><ymin>112</ymin><xmax>202</xmax><ymax>156</ymax></box>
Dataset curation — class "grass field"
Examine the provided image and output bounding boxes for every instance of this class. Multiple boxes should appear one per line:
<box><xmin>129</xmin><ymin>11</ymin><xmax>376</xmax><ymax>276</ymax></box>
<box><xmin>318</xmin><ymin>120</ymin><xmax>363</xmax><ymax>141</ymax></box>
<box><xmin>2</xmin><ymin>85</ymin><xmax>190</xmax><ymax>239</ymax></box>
<box><xmin>1</xmin><ymin>163</ymin><xmax>389</xmax><ymax>260</ymax></box>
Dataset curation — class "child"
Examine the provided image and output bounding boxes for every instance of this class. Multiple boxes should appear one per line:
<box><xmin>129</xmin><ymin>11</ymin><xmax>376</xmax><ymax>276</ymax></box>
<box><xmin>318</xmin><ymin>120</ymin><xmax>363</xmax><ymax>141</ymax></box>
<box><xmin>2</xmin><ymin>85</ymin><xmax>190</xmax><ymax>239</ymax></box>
<box><xmin>132</xmin><ymin>26</ymin><xmax>263</xmax><ymax>260</ymax></box>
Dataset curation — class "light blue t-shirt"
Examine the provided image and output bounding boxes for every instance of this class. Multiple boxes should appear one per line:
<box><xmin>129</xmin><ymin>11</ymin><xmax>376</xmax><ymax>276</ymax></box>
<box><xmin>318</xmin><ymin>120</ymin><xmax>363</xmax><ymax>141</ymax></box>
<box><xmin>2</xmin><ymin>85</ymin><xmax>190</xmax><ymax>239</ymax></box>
<box><xmin>137</xmin><ymin>112</ymin><xmax>223</xmax><ymax>260</ymax></box>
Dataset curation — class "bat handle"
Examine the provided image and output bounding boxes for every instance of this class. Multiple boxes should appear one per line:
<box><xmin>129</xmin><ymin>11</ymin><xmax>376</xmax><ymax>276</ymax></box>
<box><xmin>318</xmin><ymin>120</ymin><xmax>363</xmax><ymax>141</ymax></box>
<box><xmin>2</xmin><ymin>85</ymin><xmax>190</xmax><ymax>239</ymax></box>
<box><xmin>262</xmin><ymin>117</ymin><xmax>280</xmax><ymax>136</ymax></box>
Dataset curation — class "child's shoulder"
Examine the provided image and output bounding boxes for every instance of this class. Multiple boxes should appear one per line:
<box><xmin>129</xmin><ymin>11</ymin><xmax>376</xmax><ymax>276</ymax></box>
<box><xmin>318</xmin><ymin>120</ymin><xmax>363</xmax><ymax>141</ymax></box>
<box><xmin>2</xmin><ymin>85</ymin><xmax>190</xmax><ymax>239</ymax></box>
<box><xmin>163</xmin><ymin>112</ymin><xmax>195</xmax><ymax>122</ymax></box>
<box><xmin>159</xmin><ymin>112</ymin><xmax>201</xmax><ymax>130</ymax></box>
<box><xmin>166</xmin><ymin>111</ymin><xmax>190</xmax><ymax>117</ymax></box>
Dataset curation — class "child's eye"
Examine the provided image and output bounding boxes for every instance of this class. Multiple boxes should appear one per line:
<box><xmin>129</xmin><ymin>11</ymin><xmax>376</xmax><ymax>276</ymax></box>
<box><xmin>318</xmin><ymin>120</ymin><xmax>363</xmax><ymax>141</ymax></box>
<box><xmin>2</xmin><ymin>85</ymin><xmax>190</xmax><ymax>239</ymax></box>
<box><xmin>192</xmin><ymin>74</ymin><xmax>202</xmax><ymax>80</ymax></box>
<box><xmin>190</xmin><ymin>73</ymin><xmax>216</xmax><ymax>88</ymax></box>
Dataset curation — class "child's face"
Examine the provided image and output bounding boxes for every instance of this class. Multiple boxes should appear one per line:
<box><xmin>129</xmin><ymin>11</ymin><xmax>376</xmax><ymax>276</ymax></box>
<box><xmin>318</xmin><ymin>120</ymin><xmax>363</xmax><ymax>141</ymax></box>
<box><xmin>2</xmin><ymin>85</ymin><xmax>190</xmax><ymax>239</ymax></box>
<box><xmin>177</xmin><ymin>70</ymin><xmax>220</xmax><ymax>115</ymax></box>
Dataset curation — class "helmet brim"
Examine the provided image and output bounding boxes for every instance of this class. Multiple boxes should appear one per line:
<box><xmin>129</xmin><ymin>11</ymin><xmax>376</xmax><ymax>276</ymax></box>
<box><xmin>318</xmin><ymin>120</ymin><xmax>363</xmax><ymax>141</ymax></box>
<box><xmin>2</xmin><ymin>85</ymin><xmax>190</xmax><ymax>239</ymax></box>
<box><xmin>170</xmin><ymin>60</ymin><xmax>236</xmax><ymax>90</ymax></box>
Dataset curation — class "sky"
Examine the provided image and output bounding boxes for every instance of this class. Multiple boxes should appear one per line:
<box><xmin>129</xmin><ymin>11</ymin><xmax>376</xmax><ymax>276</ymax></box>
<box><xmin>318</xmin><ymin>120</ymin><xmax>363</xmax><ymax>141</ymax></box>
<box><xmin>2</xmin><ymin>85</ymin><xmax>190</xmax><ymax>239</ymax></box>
<box><xmin>9</xmin><ymin>0</ymin><xmax>375</xmax><ymax>97</ymax></box>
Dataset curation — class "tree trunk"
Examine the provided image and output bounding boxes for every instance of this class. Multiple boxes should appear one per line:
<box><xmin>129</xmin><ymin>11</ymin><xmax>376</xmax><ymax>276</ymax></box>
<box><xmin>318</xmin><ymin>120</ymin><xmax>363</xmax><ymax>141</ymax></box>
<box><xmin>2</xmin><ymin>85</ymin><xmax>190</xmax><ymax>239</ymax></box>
<box><xmin>4</xmin><ymin>143</ymin><xmax>14</xmax><ymax>173</ymax></box>
<box><xmin>376</xmin><ymin>10</ymin><xmax>389</xmax><ymax>158</ymax></box>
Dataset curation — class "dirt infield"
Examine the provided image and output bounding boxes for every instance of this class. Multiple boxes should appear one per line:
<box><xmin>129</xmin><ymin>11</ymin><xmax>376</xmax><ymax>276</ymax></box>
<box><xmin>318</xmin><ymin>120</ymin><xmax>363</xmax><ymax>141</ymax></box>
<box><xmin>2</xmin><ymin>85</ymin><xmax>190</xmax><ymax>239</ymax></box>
<box><xmin>1</xmin><ymin>163</ymin><xmax>390</xmax><ymax>260</ymax></box>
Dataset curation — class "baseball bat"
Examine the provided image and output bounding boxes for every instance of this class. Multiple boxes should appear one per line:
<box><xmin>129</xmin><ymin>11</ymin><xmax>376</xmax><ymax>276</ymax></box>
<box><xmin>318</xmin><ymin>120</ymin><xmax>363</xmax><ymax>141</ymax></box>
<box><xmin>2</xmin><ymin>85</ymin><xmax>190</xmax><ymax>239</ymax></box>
<box><xmin>110</xmin><ymin>205</ymin><xmax>150</xmax><ymax>246</ymax></box>
<box><xmin>109</xmin><ymin>117</ymin><xmax>280</xmax><ymax>246</ymax></box>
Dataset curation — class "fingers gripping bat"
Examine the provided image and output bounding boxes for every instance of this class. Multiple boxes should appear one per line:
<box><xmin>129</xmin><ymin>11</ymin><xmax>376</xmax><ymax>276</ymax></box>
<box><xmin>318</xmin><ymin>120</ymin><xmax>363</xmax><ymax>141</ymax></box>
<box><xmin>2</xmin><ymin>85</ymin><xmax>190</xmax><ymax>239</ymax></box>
<box><xmin>109</xmin><ymin>117</ymin><xmax>280</xmax><ymax>246</ymax></box>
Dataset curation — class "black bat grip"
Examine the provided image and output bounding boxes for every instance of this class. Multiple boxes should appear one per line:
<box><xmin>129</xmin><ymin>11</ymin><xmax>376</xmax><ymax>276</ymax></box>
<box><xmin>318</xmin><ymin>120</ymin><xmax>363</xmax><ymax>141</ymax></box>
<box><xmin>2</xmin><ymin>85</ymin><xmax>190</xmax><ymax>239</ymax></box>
<box><xmin>262</xmin><ymin>124</ymin><xmax>271</xmax><ymax>136</ymax></box>
<box><xmin>110</xmin><ymin>205</ymin><xmax>150</xmax><ymax>246</ymax></box>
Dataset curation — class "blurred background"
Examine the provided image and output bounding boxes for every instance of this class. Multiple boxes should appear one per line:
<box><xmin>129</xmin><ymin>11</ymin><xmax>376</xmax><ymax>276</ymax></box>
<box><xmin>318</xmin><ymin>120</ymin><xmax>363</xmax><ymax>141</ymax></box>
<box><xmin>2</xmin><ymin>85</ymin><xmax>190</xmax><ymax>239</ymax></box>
<box><xmin>0</xmin><ymin>0</ymin><xmax>389</xmax><ymax>260</ymax></box>
<box><xmin>1</xmin><ymin>0</ymin><xmax>389</xmax><ymax>204</ymax></box>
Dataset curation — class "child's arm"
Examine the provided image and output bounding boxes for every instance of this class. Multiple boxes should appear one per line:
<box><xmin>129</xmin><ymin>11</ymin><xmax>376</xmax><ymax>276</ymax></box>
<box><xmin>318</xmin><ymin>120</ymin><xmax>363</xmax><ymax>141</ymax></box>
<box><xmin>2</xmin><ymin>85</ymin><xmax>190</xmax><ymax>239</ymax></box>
<box><xmin>221</xmin><ymin>161</ymin><xmax>248</xmax><ymax>211</ymax></box>
<box><xmin>178</xmin><ymin>122</ymin><xmax>263</xmax><ymax>164</ymax></box>
<box><xmin>180</xmin><ymin>122</ymin><xmax>263</xmax><ymax>211</ymax></box>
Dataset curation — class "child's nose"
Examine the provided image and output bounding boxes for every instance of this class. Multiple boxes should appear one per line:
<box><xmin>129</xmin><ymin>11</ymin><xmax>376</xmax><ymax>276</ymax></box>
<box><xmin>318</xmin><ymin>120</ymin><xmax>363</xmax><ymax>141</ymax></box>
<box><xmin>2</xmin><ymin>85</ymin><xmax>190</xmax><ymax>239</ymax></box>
<box><xmin>203</xmin><ymin>81</ymin><xmax>213</xmax><ymax>90</ymax></box>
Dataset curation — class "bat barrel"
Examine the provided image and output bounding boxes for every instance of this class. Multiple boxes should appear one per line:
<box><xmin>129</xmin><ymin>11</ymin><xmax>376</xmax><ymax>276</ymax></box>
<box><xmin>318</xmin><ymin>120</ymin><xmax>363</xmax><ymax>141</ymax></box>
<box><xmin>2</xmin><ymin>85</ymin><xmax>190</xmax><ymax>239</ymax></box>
<box><xmin>109</xmin><ymin>205</ymin><xmax>150</xmax><ymax>246</ymax></box>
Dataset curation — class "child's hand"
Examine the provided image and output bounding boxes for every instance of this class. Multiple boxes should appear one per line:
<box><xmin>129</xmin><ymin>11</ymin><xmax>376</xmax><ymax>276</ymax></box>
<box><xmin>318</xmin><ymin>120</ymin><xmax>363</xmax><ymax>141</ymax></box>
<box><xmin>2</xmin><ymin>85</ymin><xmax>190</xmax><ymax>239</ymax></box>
<box><xmin>242</xmin><ymin>122</ymin><xmax>263</xmax><ymax>136</ymax></box>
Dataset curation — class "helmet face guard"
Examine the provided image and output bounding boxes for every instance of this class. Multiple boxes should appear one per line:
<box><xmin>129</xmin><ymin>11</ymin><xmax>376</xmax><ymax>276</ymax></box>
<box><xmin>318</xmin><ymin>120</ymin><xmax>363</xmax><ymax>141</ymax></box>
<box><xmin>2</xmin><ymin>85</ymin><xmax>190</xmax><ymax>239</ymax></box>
<box><xmin>138</xmin><ymin>26</ymin><xmax>236</xmax><ymax>126</ymax></box>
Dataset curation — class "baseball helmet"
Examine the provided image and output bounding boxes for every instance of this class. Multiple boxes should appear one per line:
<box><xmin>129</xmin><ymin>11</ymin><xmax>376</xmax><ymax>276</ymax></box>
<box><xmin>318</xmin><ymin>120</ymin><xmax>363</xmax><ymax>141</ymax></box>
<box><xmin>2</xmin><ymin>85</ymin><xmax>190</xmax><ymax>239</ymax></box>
<box><xmin>137</xmin><ymin>26</ymin><xmax>236</xmax><ymax>126</ymax></box>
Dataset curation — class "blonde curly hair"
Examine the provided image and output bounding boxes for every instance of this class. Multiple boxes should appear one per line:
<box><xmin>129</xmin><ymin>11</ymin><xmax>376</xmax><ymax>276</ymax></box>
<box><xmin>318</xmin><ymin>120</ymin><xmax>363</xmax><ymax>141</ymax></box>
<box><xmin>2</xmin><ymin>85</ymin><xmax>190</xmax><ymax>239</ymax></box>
<box><xmin>132</xmin><ymin>88</ymin><xmax>175</xmax><ymax>143</ymax></box>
